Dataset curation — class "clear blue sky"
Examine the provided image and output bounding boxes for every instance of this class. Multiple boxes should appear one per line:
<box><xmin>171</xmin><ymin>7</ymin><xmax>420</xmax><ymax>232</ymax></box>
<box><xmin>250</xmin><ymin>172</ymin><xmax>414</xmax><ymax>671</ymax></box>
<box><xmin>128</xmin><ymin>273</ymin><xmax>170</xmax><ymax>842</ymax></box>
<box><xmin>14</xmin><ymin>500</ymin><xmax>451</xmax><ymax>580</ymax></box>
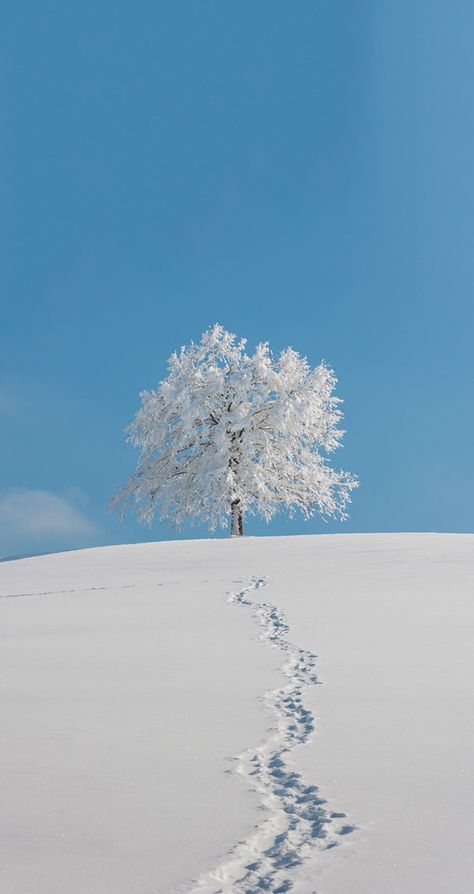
<box><xmin>1</xmin><ymin>1</ymin><xmax>473</xmax><ymax>555</ymax></box>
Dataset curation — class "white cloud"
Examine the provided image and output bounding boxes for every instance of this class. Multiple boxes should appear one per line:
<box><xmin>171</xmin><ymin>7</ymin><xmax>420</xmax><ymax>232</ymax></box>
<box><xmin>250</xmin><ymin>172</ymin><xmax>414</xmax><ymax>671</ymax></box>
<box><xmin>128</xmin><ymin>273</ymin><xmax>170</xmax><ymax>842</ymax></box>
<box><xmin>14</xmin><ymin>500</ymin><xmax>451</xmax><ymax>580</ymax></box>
<box><xmin>0</xmin><ymin>488</ymin><xmax>100</xmax><ymax>558</ymax></box>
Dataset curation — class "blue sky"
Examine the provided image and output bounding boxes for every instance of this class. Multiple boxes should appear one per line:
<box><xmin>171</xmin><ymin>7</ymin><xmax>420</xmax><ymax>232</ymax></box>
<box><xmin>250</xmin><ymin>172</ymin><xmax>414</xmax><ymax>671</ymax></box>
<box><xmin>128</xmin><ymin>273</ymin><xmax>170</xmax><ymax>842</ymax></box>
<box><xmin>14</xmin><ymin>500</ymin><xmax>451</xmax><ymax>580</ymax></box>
<box><xmin>1</xmin><ymin>1</ymin><xmax>473</xmax><ymax>555</ymax></box>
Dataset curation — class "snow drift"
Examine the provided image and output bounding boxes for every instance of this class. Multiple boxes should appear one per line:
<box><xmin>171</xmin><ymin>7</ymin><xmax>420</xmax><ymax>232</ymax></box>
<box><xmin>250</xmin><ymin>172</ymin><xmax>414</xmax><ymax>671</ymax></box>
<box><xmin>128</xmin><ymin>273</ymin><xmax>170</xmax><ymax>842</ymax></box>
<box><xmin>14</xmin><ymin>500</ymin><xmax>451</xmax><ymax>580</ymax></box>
<box><xmin>1</xmin><ymin>533</ymin><xmax>473</xmax><ymax>894</ymax></box>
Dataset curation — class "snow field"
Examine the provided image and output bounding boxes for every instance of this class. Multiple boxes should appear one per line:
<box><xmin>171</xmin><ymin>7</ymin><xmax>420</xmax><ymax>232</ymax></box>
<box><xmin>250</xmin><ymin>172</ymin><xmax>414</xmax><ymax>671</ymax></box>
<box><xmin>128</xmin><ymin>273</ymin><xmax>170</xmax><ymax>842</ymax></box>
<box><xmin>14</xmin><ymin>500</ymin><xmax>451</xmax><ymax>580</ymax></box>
<box><xmin>1</xmin><ymin>533</ymin><xmax>473</xmax><ymax>893</ymax></box>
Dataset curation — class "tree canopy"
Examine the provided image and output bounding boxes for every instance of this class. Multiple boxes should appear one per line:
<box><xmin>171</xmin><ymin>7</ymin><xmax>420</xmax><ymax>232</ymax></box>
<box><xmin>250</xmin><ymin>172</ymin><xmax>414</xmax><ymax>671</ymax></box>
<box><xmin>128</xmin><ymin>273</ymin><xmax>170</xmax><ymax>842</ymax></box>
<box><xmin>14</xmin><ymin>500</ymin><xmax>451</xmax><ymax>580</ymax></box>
<box><xmin>111</xmin><ymin>324</ymin><xmax>358</xmax><ymax>534</ymax></box>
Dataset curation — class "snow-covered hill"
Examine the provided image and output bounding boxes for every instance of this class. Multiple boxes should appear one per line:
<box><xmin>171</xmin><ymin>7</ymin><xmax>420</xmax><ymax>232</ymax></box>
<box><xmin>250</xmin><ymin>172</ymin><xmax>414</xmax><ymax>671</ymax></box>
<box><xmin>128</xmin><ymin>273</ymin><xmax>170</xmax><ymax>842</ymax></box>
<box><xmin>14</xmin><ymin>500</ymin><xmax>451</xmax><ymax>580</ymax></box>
<box><xmin>1</xmin><ymin>534</ymin><xmax>473</xmax><ymax>894</ymax></box>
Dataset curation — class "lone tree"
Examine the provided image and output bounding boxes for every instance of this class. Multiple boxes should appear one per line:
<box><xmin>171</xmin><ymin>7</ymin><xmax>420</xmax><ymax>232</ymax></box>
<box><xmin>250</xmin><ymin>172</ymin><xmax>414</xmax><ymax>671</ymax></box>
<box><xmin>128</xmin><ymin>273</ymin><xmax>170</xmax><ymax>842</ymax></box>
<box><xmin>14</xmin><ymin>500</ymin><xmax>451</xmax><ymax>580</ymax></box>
<box><xmin>111</xmin><ymin>324</ymin><xmax>358</xmax><ymax>536</ymax></box>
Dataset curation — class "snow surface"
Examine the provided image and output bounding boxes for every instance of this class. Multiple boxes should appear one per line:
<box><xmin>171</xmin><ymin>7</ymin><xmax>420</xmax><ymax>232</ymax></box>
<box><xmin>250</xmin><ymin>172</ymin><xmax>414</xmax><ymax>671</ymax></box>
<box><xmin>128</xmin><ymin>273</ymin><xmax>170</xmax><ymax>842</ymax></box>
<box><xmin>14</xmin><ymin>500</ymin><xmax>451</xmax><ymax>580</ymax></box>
<box><xmin>1</xmin><ymin>533</ymin><xmax>473</xmax><ymax>893</ymax></box>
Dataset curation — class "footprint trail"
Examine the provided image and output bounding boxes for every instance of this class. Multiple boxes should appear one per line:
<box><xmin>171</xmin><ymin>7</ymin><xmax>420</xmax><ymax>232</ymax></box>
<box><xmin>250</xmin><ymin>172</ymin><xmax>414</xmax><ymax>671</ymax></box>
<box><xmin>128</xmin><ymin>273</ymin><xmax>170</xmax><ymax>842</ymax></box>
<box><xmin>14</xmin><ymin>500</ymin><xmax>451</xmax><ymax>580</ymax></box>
<box><xmin>191</xmin><ymin>577</ymin><xmax>354</xmax><ymax>894</ymax></box>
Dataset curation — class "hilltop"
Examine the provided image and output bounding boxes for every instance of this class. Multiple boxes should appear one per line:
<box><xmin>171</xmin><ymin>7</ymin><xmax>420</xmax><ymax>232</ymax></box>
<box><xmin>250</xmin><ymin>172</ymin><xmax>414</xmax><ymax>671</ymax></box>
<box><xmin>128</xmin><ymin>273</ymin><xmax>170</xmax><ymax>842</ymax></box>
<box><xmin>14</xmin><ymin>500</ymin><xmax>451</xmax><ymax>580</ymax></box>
<box><xmin>1</xmin><ymin>534</ymin><xmax>473</xmax><ymax>893</ymax></box>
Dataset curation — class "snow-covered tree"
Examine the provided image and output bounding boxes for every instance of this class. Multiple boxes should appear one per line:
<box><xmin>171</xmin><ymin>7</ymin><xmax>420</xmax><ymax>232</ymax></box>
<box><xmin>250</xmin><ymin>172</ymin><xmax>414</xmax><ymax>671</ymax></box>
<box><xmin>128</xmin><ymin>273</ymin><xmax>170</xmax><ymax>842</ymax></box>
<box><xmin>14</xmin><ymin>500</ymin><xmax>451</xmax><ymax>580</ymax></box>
<box><xmin>110</xmin><ymin>324</ymin><xmax>358</xmax><ymax>536</ymax></box>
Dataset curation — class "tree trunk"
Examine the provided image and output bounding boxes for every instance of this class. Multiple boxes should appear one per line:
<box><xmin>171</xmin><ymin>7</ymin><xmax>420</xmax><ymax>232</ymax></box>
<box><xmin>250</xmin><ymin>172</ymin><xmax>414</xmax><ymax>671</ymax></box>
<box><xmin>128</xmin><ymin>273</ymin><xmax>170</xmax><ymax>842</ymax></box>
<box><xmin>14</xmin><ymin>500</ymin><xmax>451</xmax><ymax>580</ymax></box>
<box><xmin>230</xmin><ymin>500</ymin><xmax>243</xmax><ymax>536</ymax></box>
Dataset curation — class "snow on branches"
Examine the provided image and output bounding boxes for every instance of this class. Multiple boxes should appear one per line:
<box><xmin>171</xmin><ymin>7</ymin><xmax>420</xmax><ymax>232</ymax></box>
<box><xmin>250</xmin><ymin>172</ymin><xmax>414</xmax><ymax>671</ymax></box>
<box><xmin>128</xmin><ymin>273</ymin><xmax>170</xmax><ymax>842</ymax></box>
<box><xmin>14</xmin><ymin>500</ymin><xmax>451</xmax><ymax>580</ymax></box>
<box><xmin>110</xmin><ymin>324</ymin><xmax>358</xmax><ymax>535</ymax></box>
